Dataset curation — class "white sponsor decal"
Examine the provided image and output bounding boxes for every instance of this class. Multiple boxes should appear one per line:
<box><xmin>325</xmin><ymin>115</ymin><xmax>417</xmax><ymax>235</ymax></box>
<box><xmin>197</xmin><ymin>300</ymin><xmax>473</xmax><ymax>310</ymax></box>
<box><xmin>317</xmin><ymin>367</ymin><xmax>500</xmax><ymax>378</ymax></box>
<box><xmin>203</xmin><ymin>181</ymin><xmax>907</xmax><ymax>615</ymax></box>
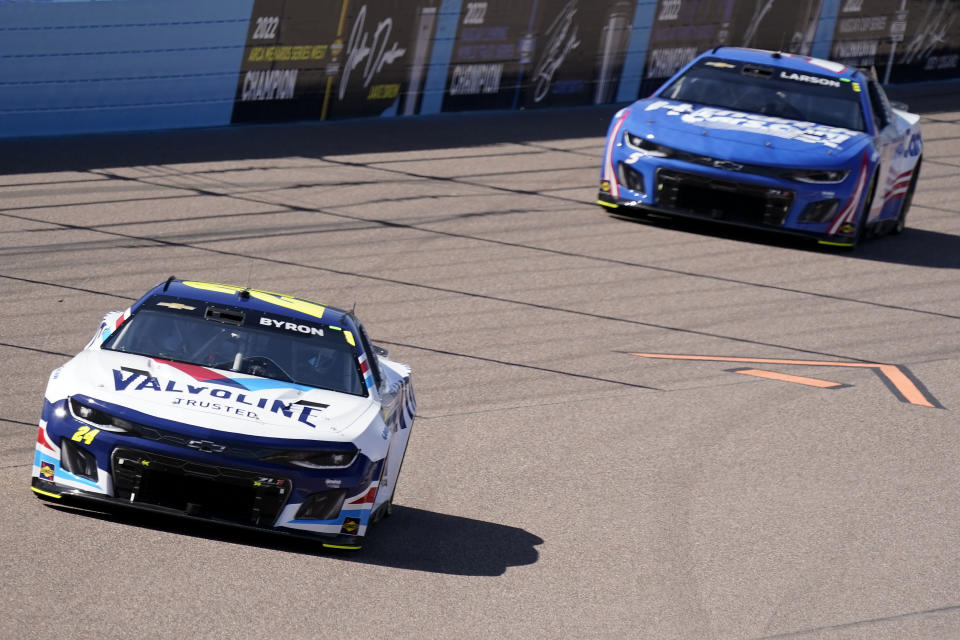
<box><xmin>834</xmin><ymin>39</ymin><xmax>878</xmax><ymax>66</ymax></box>
<box><xmin>532</xmin><ymin>0</ymin><xmax>580</xmax><ymax>103</ymax></box>
<box><xmin>242</xmin><ymin>69</ymin><xmax>298</xmax><ymax>101</ymax></box>
<box><xmin>252</xmin><ymin>16</ymin><xmax>280</xmax><ymax>40</ymax></box>
<box><xmin>838</xmin><ymin>16</ymin><xmax>887</xmax><ymax>33</ymax></box>
<box><xmin>644</xmin><ymin>100</ymin><xmax>856</xmax><ymax>149</ymax></box>
<box><xmin>339</xmin><ymin>4</ymin><xmax>407</xmax><ymax>101</ymax></box>
<box><xmin>647</xmin><ymin>47</ymin><xmax>697</xmax><ymax>78</ymax></box>
<box><xmin>462</xmin><ymin>1</ymin><xmax>487</xmax><ymax>25</ymax></box>
<box><xmin>658</xmin><ymin>0</ymin><xmax>681</xmax><ymax>21</ymax></box>
<box><xmin>449</xmin><ymin>63</ymin><xmax>503</xmax><ymax>95</ymax></box>
<box><xmin>259</xmin><ymin>316</ymin><xmax>324</xmax><ymax>336</ymax></box>
<box><xmin>779</xmin><ymin>71</ymin><xmax>842</xmax><ymax>87</ymax></box>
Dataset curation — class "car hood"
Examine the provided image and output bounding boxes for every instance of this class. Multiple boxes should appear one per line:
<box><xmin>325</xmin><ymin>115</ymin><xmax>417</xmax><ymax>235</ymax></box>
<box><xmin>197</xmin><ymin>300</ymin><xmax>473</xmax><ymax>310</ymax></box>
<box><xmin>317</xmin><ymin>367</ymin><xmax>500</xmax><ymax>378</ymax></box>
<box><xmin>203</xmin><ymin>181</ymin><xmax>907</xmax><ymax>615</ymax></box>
<box><xmin>55</xmin><ymin>349</ymin><xmax>376</xmax><ymax>441</ymax></box>
<box><xmin>626</xmin><ymin>98</ymin><xmax>871</xmax><ymax>166</ymax></box>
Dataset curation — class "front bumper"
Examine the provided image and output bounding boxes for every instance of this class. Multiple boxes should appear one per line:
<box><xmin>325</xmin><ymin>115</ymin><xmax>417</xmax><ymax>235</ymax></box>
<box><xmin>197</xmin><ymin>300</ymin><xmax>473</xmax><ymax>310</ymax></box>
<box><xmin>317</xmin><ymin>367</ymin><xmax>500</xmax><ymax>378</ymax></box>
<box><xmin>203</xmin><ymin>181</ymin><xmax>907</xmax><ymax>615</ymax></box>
<box><xmin>31</xmin><ymin>475</ymin><xmax>365</xmax><ymax>549</ymax></box>
<box><xmin>32</xmin><ymin>398</ymin><xmax>384</xmax><ymax>549</ymax></box>
<box><xmin>598</xmin><ymin>161</ymin><xmax>861</xmax><ymax>247</ymax></box>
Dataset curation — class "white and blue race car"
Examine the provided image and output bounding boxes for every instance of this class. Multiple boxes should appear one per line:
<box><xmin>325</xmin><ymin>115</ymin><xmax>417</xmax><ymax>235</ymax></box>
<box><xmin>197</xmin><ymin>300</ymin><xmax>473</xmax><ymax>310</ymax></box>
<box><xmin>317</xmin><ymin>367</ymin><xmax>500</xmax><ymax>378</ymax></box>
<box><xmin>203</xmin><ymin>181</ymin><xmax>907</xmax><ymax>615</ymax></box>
<box><xmin>31</xmin><ymin>278</ymin><xmax>415</xmax><ymax>550</ymax></box>
<box><xmin>598</xmin><ymin>47</ymin><xmax>923</xmax><ymax>248</ymax></box>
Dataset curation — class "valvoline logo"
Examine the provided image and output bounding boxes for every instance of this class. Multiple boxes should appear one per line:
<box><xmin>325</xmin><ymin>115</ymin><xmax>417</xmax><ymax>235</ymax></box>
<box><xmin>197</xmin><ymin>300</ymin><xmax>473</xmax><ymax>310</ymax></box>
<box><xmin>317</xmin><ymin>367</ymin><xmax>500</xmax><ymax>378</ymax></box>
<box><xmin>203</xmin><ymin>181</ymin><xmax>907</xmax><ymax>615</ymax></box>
<box><xmin>111</xmin><ymin>367</ymin><xmax>327</xmax><ymax>428</ymax></box>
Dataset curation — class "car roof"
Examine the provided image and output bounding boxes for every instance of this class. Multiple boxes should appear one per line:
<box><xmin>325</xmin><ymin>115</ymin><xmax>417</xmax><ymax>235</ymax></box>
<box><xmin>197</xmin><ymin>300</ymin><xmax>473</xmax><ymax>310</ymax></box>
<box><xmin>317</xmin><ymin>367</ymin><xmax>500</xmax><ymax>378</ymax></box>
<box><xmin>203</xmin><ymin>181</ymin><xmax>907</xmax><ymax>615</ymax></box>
<box><xmin>700</xmin><ymin>47</ymin><xmax>862</xmax><ymax>80</ymax></box>
<box><xmin>136</xmin><ymin>278</ymin><xmax>355</xmax><ymax>327</ymax></box>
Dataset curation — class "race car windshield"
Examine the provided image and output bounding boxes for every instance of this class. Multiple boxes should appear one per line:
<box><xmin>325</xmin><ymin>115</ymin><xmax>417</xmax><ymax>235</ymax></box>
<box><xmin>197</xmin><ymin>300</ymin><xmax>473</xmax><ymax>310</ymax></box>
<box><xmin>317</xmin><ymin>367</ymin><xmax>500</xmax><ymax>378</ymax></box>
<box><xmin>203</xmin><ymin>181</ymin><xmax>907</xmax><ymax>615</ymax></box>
<box><xmin>660</xmin><ymin>58</ymin><xmax>866</xmax><ymax>131</ymax></box>
<box><xmin>102</xmin><ymin>303</ymin><xmax>366</xmax><ymax>396</ymax></box>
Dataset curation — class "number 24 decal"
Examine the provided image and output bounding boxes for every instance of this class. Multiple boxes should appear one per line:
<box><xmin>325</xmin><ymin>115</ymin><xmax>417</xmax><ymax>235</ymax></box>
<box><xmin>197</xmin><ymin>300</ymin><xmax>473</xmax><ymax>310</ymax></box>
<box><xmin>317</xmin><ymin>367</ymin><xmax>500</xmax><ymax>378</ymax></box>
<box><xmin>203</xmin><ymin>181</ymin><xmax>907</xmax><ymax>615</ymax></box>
<box><xmin>71</xmin><ymin>425</ymin><xmax>100</xmax><ymax>445</ymax></box>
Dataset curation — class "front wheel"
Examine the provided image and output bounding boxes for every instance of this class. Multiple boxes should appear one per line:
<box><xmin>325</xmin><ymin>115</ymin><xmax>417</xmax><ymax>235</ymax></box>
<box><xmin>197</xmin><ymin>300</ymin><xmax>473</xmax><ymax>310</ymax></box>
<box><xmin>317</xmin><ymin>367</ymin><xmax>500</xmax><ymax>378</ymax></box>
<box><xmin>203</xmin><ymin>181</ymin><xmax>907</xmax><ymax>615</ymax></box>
<box><xmin>372</xmin><ymin>499</ymin><xmax>393</xmax><ymax>523</ymax></box>
<box><xmin>851</xmin><ymin>171</ymin><xmax>877</xmax><ymax>249</ymax></box>
<box><xmin>892</xmin><ymin>157</ymin><xmax>921</xmax><ymax>235</ymax></box>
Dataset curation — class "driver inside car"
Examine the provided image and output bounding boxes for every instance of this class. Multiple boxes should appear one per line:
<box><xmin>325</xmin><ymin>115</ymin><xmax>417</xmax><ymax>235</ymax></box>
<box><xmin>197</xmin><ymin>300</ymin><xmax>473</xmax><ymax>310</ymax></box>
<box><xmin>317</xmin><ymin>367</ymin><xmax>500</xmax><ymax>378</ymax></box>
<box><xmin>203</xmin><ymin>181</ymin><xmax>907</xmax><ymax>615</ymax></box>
<box><xmin>297</xmin><ymin>346</ymin><xmax>348</xmax><ymax>387</ymax></box>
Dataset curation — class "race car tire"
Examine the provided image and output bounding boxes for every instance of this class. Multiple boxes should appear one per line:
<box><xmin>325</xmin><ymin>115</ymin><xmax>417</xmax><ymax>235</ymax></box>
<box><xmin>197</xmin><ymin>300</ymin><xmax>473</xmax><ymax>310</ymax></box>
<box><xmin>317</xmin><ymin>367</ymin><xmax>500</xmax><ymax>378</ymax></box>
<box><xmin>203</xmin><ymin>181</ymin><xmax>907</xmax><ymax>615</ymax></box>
<box><xmin>892</xmin><ymin>157</ymin><xmax>921</xmax><ymax>235</ymax></box>
<box><xmin>368</xmin><ymin>454</ymin><xmax>394</xmax><ymax>527</ymax></box>
<box><xmin>369</xmin><ymin>497</ymin><xmax>393</xmax><ymax>525</ymax></box>
<box><xmin>852</xmin><ymin>170</ymin><xmax>878</xmax><ymax>248</ymax></box>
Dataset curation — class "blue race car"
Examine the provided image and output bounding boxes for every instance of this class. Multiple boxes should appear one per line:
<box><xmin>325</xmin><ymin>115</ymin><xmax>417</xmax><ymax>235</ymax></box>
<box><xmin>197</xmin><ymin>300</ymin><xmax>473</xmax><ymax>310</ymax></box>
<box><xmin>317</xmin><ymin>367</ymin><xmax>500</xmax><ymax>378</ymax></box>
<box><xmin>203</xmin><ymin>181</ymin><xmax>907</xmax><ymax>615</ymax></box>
<box><xmin>31</xmin><ymin>278</ymin><xmax>415</xmax><ymax>550</ymax></box>
<box><xmin>597</xmin><ymin>47</ymin><xmax>923</xmax><ymax>248</ymax></box>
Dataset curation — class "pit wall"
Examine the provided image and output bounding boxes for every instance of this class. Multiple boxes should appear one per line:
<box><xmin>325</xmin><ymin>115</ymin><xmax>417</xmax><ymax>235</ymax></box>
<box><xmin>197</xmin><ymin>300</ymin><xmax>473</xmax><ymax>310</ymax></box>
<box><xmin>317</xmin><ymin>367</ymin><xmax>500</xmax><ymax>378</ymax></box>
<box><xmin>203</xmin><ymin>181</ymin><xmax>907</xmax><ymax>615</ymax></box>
<box><xmin>2</xmin><ymin>0</ymin><xmax>957</xmax><ymax>138</ymax></box>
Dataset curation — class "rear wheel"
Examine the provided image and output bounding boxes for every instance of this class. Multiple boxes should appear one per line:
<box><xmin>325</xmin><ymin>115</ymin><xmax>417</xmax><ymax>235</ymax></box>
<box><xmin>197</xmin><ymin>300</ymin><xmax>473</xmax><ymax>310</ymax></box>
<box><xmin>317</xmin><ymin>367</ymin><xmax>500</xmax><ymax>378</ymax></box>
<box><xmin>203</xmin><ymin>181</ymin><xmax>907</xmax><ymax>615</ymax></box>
<box><xmin>892</xmin><ymin>157</ymin><xmax>921</xmax><ymax>235</ymax></box>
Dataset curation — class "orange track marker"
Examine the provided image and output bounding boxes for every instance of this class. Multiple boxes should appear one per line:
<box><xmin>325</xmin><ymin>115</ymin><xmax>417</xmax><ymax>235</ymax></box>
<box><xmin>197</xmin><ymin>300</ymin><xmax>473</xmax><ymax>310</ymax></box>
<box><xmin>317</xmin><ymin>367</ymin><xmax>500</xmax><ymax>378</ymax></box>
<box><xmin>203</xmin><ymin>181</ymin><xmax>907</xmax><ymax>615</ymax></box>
<box><xmin>728</xmin><ymin>368</ymin><xmax>847</xmax><ymax>389</ymax></box>
<box><xmin>629</xmin><ymin>352</ymin><xmax>940</xmax><ymax>408</ymax></box>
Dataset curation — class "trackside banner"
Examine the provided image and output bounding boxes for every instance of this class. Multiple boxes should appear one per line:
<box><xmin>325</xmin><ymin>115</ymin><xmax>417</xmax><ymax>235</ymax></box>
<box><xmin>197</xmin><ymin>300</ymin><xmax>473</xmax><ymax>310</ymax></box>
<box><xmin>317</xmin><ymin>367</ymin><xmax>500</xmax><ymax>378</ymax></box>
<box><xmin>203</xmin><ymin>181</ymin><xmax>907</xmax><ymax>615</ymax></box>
<box><xmin>1</xmin><ymin>0</ymin><xmax>958</xmax><ymax>137</ymax></box>
<box><xmin>231</xmin><ymin>0</ymin><xmax>960</xmax><ymax>124</ymax></box>
<box><xmin>829</xmin><ymin>0</ymin><xmax>960</xmax><ymax>84</ymax></box>
<box><xmin>639</xmin><ymin>0</ymin><xmax>826</xmax><ymax>95</ymax></box>
<box><xmin>232</xmin><ymin>0</ymin><xmax>439</xmax><ymax>122</ymax></box>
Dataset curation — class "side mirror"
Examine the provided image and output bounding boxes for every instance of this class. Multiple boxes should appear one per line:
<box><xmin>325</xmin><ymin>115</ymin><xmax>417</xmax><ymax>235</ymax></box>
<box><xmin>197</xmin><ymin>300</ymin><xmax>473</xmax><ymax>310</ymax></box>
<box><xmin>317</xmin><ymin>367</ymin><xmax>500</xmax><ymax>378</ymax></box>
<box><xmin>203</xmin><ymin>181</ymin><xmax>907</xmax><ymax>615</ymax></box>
<box><xmin>890</xmin><ymin>101</ymin><xmax>909</xmax><ymax>112</ymax></box>
<box><xmin>372</xmin><ymin>345</ymin><xmax>389</xmax><ymax>358</ymax></box>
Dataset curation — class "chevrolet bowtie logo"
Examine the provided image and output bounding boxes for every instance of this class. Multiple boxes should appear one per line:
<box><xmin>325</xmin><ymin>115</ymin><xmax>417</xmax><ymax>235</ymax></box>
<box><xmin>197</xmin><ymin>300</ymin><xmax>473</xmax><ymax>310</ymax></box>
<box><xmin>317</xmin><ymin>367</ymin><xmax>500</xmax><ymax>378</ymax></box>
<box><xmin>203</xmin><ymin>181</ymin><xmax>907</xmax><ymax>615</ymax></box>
<box><xmin>712</xmin><ymin>159</ymin><xmax>744</xmax><ymax>171</ymax></box>
<box><xmin>187</xmin><ymin>439</ymin><xmax>226</xmax><ymax>453</ymax></box>
<box><xmin>157</xmin><ymin>302</ymin><xmax>197</xmax><ymax>311</ymax></box>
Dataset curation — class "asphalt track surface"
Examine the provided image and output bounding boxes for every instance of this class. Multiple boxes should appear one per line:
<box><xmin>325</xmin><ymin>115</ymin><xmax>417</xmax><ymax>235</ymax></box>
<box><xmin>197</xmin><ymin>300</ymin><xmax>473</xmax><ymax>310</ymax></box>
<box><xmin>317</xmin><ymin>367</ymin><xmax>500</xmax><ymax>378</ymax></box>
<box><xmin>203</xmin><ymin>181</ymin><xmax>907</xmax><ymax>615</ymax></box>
<box><xmin>2</xmin><ymin>88</ymin><xmax>959</xmax><ymax>639</ymax></box>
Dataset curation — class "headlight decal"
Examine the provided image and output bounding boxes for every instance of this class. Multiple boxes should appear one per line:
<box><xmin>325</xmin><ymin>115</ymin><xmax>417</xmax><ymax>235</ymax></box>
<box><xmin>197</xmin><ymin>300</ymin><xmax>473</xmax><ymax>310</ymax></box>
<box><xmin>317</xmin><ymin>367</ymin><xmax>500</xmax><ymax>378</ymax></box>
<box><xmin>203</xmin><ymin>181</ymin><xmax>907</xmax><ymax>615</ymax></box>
<box><xmin>781</xmin><ymin>168</ymin><xmax>850</xmax><ymax>184</ymax></box>
<box><xmin>69</xmin><ymin>396</ymin><xmax>134</xmax><ymax>433</ymax></box>
<box><xmin>624</xmin><ymin>132</ymin><xmax>670</xmax><ymax>158</ymax></box>
<box><xmin>262</xmin><ymin>447</ymin><xmax>359</xmax><ymax>469</ymax></box>
<box><xmin>603</xmin><ymin>109</ymin><xmax>632</xmax><ymax>199</ymax></box>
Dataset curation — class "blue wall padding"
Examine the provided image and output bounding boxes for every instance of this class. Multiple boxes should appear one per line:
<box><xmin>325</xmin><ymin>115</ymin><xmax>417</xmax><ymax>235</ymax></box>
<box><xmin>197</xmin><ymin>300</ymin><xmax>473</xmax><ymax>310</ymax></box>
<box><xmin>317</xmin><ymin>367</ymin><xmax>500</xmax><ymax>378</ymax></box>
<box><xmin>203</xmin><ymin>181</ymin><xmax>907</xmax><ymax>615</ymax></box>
<box><xmin>0</xmin><ymin>0</ymin><xmax>254</xmax><ymax>137</ymax></box>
